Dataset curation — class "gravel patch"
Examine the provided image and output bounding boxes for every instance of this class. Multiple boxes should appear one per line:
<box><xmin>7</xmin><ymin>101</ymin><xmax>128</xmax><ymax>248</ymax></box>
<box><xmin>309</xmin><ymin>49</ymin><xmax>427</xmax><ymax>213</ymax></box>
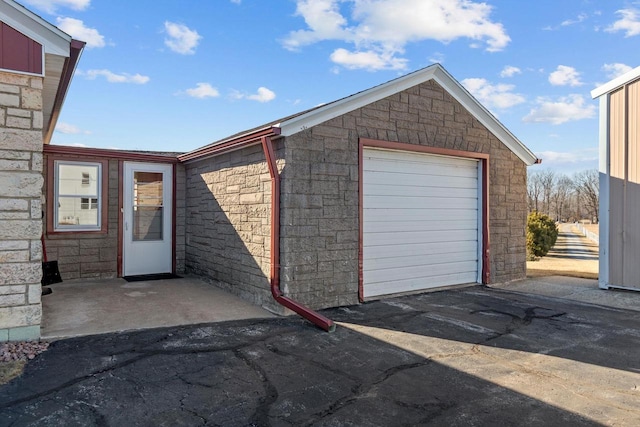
<box><xmin>0</xmin><ymin>341</ymin><xmax>49</xmax><ymax>363</ymax></box>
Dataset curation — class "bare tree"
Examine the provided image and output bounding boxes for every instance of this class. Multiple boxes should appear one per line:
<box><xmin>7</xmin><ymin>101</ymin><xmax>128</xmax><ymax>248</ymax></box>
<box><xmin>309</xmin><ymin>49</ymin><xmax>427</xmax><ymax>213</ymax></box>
<box><xmin>551</xmin><ymin>175</ymin><xmax>574</xmax><ymax>221</ymax></box>
<box><xmin>527</xmin><ymin>171</ymin><xmax>543</xmax><ymax>212</ymax></box>
<box><xmin>539</xmin><ymin>170</ymin><xmax>557</xmax><ymax>217</ymax></box>
<box><xmin>573</xmin><ymin>169</ymin><xmax>599</xmax><ymax>223</ymax></box>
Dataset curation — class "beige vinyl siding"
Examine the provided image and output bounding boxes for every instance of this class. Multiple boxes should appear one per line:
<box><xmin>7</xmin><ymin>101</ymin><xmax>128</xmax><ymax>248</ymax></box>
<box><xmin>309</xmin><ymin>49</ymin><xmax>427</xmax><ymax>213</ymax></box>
<box><xmin>623</xmin><ymin>79</ymin><xmax>640</xmax><ymax>286</ymax></box>
<box><xmin>629</xmin><ymin>79</ymin><xmax>640</xmax><ymax>184</ymax></box>
<box><xmin>608</xmin><ymin>79</ymin><xmax>640</xmax><ymax>288</ymax></box>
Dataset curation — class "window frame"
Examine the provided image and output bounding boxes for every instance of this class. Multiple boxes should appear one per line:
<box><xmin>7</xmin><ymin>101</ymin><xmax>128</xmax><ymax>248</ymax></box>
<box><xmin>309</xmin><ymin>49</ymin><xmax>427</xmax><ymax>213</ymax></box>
<box><xmin>47</xmin><ymin>157</ymin><xmax>109</xmax><ymax>235</ymax></box>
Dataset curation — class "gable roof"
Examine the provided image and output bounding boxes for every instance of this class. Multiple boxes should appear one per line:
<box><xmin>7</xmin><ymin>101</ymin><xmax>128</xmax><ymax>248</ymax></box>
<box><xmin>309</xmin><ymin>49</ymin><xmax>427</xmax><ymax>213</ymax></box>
<box><xmin>591</xmin><ymin>65</ymin><xmax>640</xmax><ymax>99</ymax></box>
<box><xmin>180</xmin><ymin>64</ymin><xmax>538</xmax><ymax>165</ymax></box>
<box><xmin>0</xmin><ymin>0</ymin><xmax>85</xmax><ymax>143</ymax></box>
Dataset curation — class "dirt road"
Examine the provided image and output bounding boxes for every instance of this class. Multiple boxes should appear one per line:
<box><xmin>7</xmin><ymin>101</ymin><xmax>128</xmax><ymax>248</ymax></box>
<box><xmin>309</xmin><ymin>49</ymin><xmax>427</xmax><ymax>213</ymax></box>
<box><xmin>527</xmin><ymin>223</ymin><xmax>598</xmax><ymax>279</ymax></box>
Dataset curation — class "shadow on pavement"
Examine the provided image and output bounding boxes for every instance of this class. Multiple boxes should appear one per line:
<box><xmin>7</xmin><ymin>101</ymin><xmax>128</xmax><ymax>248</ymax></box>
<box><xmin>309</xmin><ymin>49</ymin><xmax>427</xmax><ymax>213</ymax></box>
<box><xmin>2</xmin><ymin>287</ymin><xmax>638</xmax><ymax>425</ymax></box>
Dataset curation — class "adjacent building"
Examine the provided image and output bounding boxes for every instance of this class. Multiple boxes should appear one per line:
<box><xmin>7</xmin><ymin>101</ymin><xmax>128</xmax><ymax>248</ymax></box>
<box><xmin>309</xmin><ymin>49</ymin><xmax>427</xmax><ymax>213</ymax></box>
<box><xmin>592</xmin><ymin>65</ymin><xmax>640</xmax><ymax>292</ymax></box>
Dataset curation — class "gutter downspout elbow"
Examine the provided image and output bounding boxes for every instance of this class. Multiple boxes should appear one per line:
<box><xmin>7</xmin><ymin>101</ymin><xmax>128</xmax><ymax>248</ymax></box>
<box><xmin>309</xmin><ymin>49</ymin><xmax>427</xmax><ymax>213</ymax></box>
<box><xmin>261</xmin><ymin>135</ymin><xmax>336</xmax><ymax>333</ymax></box>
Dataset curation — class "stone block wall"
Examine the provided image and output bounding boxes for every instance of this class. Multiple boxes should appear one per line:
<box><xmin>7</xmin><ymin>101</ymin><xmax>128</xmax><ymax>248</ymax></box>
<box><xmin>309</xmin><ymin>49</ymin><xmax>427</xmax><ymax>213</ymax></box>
<box><xmin>184</xmin><ymin>143</ymin><xmax>278</xmax><ymax>312</ymax></box>
<box><xmin>280</xmin><ymin>79</ymin><xmax>527</xmax><ymax>309</ymax></box>
<box><xmin>0</xmin><ymin>71</ymin><xmax>45</xmax><ymax>341</ymax></box>
<box><xmin>42</xmin><ymin>155</ymin><xmax>119</xmax><ymax>280</ymax></box>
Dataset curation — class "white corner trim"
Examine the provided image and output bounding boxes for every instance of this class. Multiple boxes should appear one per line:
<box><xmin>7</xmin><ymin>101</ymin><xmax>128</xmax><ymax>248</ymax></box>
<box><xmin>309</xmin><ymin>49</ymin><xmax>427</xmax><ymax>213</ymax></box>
<box><xmin>278</xmin><ymin>64</ymin><xmax>538</xmax><ymax>166</ymax></box>
<box><xmin>591</xmin><ymin>65</ymin><xmax>640</xmax><ymax>99</ymax></box>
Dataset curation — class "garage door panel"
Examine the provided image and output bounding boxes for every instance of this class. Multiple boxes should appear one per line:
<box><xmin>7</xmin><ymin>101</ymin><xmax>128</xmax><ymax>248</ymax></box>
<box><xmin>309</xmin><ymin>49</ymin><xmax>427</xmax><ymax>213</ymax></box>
<box><xmin>363</xmin><ymin>271</ymin><xmax>479</xmax><ymax>298</ymax></box>
<box><xmin>364</xmin><ymin>250</ymin><xmax>478</xmax><ymax>271</ymax></box>
<box><xmin>365</xmin><ymin>195</ymin><xmax>477</xmax><ymax>210</ymax></box>
<box><xmin>365</xmin><ymin>229</ymin><xmax>477</xmax><ymax>246</ymax></box>
<box><xmin>364</xmin><ymin>161</ymin><xmax>478</xmax><ymax>179</ymax></box>
<box><xmin>365</xmin><ymin>208</ymin><xmax>477</xmax><ymax>222</ymax></box>
<box><xmin>365</xmin><ymin>240</ymin><xmax>478</xmax><ymax>259</ymax></box>
<box><xmin>365</xmin><ymin>150</ymin><xmax>478</xmax><ymax>171</ymax></box>
<box><xmin>364</xmin><ymin>183</ymin><xmax>478</xmax><ymax>198</ymax></box>
<box><xmin>362</xmin><ymin>148</ymin><xmax>480</xmax><ymax>298</ymax></box>
<box><xmin>364</xmin><ymin>173</ymin><xmax>477</xmax><ymax>188</ymax></box>
<box><xmin>364</xmin><ymin>219</ymin><xmax>477</xmax><ymax>234</ymax></box>
<box><xmin>364</xmin><ymin>260</ymin><xmax>478</xmax><ymax>284</ymax></box>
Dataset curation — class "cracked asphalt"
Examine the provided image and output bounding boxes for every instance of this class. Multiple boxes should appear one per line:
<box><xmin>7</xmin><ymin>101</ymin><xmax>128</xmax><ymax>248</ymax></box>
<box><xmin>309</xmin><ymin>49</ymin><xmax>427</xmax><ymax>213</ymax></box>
<box><xmin>1</xmin><ymin>286</ymin><xmax>639</xmax><ymax>426</ymax></box>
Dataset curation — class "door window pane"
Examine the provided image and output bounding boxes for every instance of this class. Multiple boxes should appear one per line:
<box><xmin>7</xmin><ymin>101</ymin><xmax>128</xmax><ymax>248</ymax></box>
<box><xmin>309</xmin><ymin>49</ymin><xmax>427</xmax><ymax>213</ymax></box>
<box><xmin>133</xmin><ymin>172</ymin><xmax>163</xmax><ymax>241</ymax></box>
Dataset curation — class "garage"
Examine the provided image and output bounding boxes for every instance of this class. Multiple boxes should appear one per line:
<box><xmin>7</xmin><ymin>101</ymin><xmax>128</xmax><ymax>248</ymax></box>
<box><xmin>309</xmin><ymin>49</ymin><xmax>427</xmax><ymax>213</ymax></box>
<box><xmin>362</xmin><ymin>146</ymin><xmax>484</xmax><ymax>298</ymax></box>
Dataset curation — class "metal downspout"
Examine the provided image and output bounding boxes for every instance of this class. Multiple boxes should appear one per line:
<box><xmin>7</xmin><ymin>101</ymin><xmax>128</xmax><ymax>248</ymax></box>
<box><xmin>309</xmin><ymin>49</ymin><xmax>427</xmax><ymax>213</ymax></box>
<box><xmin>261</xmin><ymin>136</ymin><xmax>336</xmax><ymax>333</ymax></box>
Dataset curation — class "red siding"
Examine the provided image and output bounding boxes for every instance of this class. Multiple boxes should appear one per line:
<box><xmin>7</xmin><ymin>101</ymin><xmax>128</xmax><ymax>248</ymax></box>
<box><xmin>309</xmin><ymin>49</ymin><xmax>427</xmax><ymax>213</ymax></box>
<box><xmin>0</xmin><ymin>22</ymin><xmax>43</xmax><ymax>74</ymax></box>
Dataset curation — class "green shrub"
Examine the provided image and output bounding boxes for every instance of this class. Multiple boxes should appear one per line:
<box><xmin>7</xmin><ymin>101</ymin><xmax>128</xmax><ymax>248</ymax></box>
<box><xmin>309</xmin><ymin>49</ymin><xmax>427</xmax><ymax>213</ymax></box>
<box><xmin>526</xmin><ymin>212</ymin><xmax>558</xmax><ymax>260</ymax></box>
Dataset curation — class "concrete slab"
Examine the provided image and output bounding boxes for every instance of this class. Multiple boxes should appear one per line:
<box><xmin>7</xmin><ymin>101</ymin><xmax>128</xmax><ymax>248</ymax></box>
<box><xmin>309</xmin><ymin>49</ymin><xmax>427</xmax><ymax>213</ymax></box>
<box><xmin>41</xmin><ymin>276</ymin><xmax>274</xmax><ymax>339</ymax></box>
<box><xmin>491</xmin><ymin>276</ymin><xmax>640</xmax><ymax>312</ymax></box>
<box><xmin>3</xmin><ymin>285</ymin><xmax>640</xmax><ymax>425</ymax></box>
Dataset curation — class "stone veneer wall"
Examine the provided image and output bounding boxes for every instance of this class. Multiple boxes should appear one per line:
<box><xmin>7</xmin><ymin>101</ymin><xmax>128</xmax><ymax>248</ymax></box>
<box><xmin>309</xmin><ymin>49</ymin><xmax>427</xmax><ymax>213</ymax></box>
<box><xmin>42</xmin><ymin>156</ymin><xmax>118</xmax><ymax>280</ymax></box>
<box><xmin>280</xmin><ymin>79</ymin><xmax>527</xmax><ymax>309</ymax></box>
<box><xmin>184</xmin><ymin>143</ymin><xmax>279</xmax><ymax>312</ymax></box>
<box><xmin>0</xmin><ymin>71</ymin><xmax>45</xmax><ymax>341</ymax></box>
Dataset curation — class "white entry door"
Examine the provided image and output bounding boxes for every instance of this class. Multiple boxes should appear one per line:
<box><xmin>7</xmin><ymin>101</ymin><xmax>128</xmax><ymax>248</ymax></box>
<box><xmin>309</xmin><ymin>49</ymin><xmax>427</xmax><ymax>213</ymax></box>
<box><xmin>123</xmin><ymin>162</ymin><xmax>173</xmax><ymax>276</ymax></box>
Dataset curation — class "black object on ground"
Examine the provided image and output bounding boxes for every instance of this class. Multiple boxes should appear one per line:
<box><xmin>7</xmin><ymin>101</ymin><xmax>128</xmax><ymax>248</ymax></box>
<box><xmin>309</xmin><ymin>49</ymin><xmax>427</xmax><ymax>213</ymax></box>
<box><xmin>41</xmin><ymin>236</ymin><xmax>62</xmax><ymax>286</ymax></box>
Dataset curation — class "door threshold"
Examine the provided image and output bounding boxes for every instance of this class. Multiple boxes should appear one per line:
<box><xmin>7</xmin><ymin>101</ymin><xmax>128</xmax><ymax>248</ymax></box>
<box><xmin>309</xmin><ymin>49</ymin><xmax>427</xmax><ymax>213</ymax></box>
<box><xmin>123</xmin><ymin>273</ymin><xmax>182</xmax><ymax>282</ymax></box>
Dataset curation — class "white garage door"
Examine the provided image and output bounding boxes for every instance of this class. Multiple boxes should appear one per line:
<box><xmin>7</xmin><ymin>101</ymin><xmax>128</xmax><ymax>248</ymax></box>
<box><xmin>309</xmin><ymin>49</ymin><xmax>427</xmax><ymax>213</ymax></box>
<box><xmin>362</xmin><ymin>148</ymin><xmax>480</xmax><ymax>298</ymax></box>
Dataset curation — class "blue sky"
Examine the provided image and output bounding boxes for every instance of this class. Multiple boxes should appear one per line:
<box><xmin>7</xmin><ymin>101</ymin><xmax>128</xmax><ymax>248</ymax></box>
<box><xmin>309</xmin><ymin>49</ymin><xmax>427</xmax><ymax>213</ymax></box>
<box><xmin>23</xmin><ymin>0</ymin><xmax>640</xmax><ymax>173</ymax></box>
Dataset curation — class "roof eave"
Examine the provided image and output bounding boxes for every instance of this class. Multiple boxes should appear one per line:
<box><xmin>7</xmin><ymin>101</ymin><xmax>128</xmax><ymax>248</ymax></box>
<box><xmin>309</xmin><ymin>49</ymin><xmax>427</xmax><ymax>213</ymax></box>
<box><xmin>178</xmin><ymin>126</ymin><xmax>282</xmax><ymax>163</ymax></box>
<box><xmin>279</xmin><ymin>63</ymin><xmax>538</xmax><ymax>166</ymax></box>
<box><xmin>43</xmin><ymin>39</ymin><xmax>85</xmax><ymax>144</ymax></box>
<box><xmin>591</xmin><ymin>65</ymin><xmax>640</xmax><ymax>99</ymax></box>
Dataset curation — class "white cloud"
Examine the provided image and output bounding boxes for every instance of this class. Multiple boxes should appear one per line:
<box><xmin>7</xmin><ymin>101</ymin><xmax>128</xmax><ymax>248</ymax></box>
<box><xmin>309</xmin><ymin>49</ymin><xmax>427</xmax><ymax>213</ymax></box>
<box><xmin>55</xmin><ymin>122</ymin><xmax>91</xmax><ymax>135</ymax></box>
<box><xmin>248</xmin><ymin>87</ymin><xmax>276</xmax><ymax>102</ymax></box>
<box><xmin>330</xmin><ymin>48</ymin><xmax>407</xmax><ymax>71</ymax></box>
<box><xmin>164</xmin><ymin>22</ymin><xmax>201</xmax><ymax>55</ymax></box>
<box><xmin>184</xmin><ymin>83</ymin><xmax>220</xmax><ymax>99</ymax></box>
<box><xmin>603</xmin><ymin>63</ymin><xmax>633</xmax><ymax>79</ymax></box>
<box><xmin>82</xmin><ymin>69</ymin><xmax>150</xmax><ymax>84</ymax></box>
<box><xmin>428</xmin><ymin>52</ymin><xmax>445</xmax><ymax>64</ymax></box>
<box><xmin>536</xmin><ymin>148</ymin><xmax>598</xmax><ymax>165</ymax></box>
<box><xmin>523</xmin><ymin>95</ymin><xmax>596</xmax><ymax>125</ymax></box>
<box><xmin>561</xmin><ymin>13</ymin><xmax>587</xmax><ymax>27</ymax></box>
<box><xmin>606</xmin><ymin>8</ymin><xmax>640</xmax><ymax>37</ymax></box>
<box><xmin>461</xmin><ymin>78</ymin><xmax>525</xmax><ymax>109</ymax></box>
<box><xmin>282</xmin><ymin>0</ymin><xmax>510</xmax><ymax>71</ymax></box>
<box><xmin>56</xmin><ymin>17</ymin><xmax>105</xmax><ymax>48</ymax></box>
<box><xmin>548</xmin><ymin>65</ymin><xmax>583</xmax><ymax>87</ymax></box>
<box><xmin>21</xmin><ymin>0</ymin><xmax>89</xmax><ymax>13</ymax></box>
<box><xmin>232</xmin><ymin>87</ymin><xmax>276</xmax><ymax>103</ymax></box>
<box><xmin>500</xmin><ymin>66</ymin><xmax>521</xmax><ymax>78</ymax></box>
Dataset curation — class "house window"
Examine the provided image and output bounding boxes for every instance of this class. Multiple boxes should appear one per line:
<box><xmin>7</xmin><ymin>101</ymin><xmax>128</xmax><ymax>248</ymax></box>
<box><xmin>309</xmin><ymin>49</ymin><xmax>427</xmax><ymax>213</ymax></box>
<box><xmin>54</xmin><ymin>161</ymin><xmax>102</xmax><ymax>231</ymax></box>
<box><xmin>80</xmin><ymin>197</ymin><xmax>99</xmax><ymax>210</ymax></box>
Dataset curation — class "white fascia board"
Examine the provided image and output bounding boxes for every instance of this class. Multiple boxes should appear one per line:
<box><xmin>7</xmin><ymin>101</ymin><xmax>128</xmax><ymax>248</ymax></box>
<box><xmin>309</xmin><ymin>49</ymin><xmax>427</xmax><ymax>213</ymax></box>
<box><xmin>278</xmin><ymin>64</ymin><xmax>439</xmax><ymax>136</ymax></box>
<box><xmin>591</xmin><ymin>65</ymin><xmax>640</xmax><ymax>99</ymax></box>
<box><xmin>431</xmin><ymin>66</ymin><xmax>538</xmax><ymax>166</ymax></box>
<box><xmin>1</xmin><ymin>0</ymin><xmax>71</xmax><ymax>56</ymax></box>
<box><xmin>278</xmin><ymin>63</ymin><xmax>538</xmax><ymax>166</ymax></box>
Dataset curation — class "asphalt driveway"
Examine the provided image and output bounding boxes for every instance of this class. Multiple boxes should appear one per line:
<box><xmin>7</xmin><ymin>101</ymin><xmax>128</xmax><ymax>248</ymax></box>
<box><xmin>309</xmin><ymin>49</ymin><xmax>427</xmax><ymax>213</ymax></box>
<box><xmin>1</xmin><ymin>286</ymin><xmax>639</xmax><ymax>426</ymax></box>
